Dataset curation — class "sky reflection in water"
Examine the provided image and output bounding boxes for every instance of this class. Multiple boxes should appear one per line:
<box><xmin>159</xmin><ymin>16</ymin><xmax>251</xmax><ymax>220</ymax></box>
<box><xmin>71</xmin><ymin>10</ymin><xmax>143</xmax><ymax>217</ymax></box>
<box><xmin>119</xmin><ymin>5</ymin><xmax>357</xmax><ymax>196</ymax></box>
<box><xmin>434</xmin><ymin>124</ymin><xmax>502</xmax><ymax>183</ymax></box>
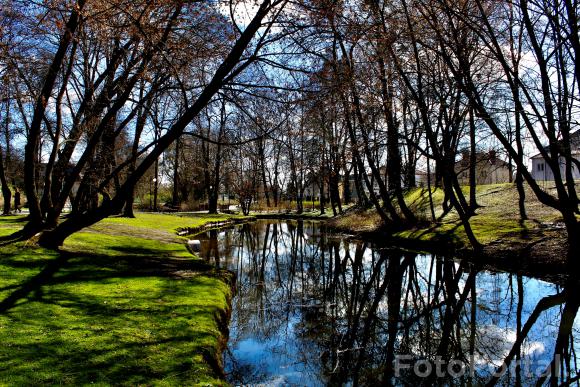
<box><xmin>194</xmin><ymin>220</ymin><xmax>579</xmax><ymax>386</ymax></box>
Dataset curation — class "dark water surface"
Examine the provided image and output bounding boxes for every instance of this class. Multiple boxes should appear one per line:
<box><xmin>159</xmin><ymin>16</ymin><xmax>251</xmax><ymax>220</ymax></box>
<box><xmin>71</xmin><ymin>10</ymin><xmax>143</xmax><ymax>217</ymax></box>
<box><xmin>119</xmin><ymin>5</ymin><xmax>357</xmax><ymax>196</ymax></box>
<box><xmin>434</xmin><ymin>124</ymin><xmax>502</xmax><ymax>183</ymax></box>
<box><xmin>194</xmin><ymin>220</ymin><xmax>579</xmax><ymax>386</ymax></box>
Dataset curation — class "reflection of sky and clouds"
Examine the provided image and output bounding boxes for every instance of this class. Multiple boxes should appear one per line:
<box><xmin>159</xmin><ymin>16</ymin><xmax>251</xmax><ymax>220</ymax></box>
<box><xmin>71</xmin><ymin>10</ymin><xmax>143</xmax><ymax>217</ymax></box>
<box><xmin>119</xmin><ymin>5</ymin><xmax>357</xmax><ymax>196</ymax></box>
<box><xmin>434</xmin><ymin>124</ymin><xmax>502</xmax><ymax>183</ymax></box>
<box><xmin>196</xmin><ymin>221</ymin><xmax>579</xmax><ymax>385</ymax></box>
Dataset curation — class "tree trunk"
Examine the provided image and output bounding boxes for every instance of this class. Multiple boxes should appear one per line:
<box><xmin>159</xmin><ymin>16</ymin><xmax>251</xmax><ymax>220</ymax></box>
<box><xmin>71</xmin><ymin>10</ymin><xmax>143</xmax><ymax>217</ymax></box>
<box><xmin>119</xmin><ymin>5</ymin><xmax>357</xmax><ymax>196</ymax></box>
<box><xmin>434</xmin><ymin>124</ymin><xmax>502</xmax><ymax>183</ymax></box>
<box><xmin>514</xmin><ymin>85</ymin><xmax>527</xmax><ymax>220</ymax></box>
<box><xmin>172</xmin><ymin>137</ymin><xmax>180</xmax><ymax>208</ymax></box>
<box><xmin>123</xmin><ymin>93</ymin><xmax>149</xmax><ymax>217</ymax></box>
<box><xmin>153</xmin><ymin>150</ymin><xmax>159</xmax><ymax>212</ymax></box>
<box><xmin>123</xmin><ymin>194</ymin><xmax>136</xmax><ymax>218</ymax></box>
<box><xmin>329</xmin><ymin>170</ymin><xmax>341</xmax><ymax>215</ymax></box>
<box><xmin>444</xmin><ymin>172</ymin><xmax>482</xmax><ymax>252</ymax></box>
<box><xmin>0</xmin><ymin>145</ymin><xmax>11</xmax><ymax>215</ymax></box>
<box><xmin>563</xmin><ymin>212</ymin><xmax>580</xmax><ymax>270</ymax></box>
<box><xmin>208</xmin><ymin>191</ymin><xmax>218</xmax><ymax>214</ymax></box>
<box><xmin>259</xmin><ymin>139</ymin><xmax>270</xmax><ymax>207</ymax></box>
<box><xmin>426</xmin><ymin>155</ymin><xmax>436</xmax><ymax>222</ymax></box>
<box><xmin>343</xmin><ymin>165</ymin><xmax>352</xmax><ymax>205</ymax></box>
<box><xmin>319</xmin><ymin>174</ymin><xmax>325</xmax><ymax>214</ymax></box>
<box><xmin>24</xmin><ymin>0</ymin><xmax>86</xmax><ymax>227</ymax></box>
<box><xmin>379</xmin><ymin>57</ymin><xmax>416</xmax><ymax>223</ymax></box>
<box><xmin>353</xmin><ymin>158</ymin><xmax>368</xmax><ymax>206</ymax></box>
<box><xmin>468</xmin><ymin>107</ymin><xmax>478</xmax><ymax>212</ymax></box>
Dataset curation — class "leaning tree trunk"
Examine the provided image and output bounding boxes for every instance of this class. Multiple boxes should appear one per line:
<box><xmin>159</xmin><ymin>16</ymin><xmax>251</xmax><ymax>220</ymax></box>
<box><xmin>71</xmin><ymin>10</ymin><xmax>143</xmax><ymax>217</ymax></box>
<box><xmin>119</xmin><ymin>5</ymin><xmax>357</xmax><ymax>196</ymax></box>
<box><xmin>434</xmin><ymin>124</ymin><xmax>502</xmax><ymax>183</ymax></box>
<box><xmin>38</xmin><ymin>199</ymin><xmax>122</xmax><ymax>248</ymax></box>
<box><xmin>24</xmin><ymin>0</ymin><xmax>86</xmax><ymax>230</ymax></box>
<box><xmin>443</xmin><ymin>171</ymin><xmax>482</xmax><ymax>252</ymax></box>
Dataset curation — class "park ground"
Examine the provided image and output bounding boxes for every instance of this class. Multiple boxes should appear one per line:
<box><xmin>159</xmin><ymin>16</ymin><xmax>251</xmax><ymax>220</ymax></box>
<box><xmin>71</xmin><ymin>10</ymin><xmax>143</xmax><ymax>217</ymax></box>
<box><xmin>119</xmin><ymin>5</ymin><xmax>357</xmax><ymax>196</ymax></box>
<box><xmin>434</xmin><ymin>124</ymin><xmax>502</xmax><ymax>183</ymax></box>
<box><xmin>329</xmin><ymin>183</ymin><xmax>573</xmax><ymax>280</ymax></box>
<box><xmin>0</xmin><ymin>213</ymin><xmax>247</xmax><ymax>386</ymax></box>
<box><xmin>0</xmin><ymin>183</ymin><xmax>572</xmax><ymax>385</ymax></box>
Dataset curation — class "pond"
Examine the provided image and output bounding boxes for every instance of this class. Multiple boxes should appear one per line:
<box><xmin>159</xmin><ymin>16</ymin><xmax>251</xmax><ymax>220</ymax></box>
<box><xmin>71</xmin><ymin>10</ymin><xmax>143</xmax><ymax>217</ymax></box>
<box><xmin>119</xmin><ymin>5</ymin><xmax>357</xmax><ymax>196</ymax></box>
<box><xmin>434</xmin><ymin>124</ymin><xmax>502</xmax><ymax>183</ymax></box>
<box><xmin>193</xmin><ymin>220</ymin><xmax>580</xmax><ymax>386</ymax></box>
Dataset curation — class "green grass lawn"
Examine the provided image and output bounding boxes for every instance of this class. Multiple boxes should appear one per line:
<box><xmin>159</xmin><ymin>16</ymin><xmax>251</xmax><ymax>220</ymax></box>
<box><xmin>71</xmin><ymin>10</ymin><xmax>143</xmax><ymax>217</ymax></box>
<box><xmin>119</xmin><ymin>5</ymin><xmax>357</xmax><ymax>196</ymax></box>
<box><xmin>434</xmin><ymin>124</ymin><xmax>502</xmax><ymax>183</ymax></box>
<box><xmin>101</xmin><ymin>212</ymin><xmax>246</xmax><ymax>234</ymax></box>
<box><xmin>0</xmin><ymin>213</ymin><xmax>240</xmax><ymax>386</ymax></box>
<box><xmin>393</xmin><ymin>184</ymin><xmax>531</xmax><ymax>245</ymax></box>
<box><xmin>395</xmin><ymin>183</ymin><xmax>566</xmax><ymax>246</ymax></box>
<box><xmin>330</xmin><ymin>183</ymin><xmax>569</xmax><ymax>248</ymax></box>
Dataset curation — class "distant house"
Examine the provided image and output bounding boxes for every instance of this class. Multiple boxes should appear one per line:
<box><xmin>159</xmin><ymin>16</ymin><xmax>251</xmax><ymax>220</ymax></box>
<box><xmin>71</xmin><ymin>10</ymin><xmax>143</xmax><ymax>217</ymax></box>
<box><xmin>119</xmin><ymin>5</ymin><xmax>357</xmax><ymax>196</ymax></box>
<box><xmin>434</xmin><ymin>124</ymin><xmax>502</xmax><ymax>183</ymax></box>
<box><xmin>305</xmin><ymin>175</ymin><xmax>358</xmax><ymax>202</ymax></box>
<box><xmin>415</xmin><ymin>170</ymin><xmax>436</xmax><ymax>187</ymax></box>
<box><xmin>531</xmin><ymin>151</ymin><xmax>580</xmax><ymax>181</ymax></box>
<box><xmin>456</xmin><ymin>150</ymin><xmax>511</xmax><ymax>185</ymax></box>
<box><xmin>530</xmin><ymin>131</ymin><xmax>580</xmax><ymax>181</ymax></box>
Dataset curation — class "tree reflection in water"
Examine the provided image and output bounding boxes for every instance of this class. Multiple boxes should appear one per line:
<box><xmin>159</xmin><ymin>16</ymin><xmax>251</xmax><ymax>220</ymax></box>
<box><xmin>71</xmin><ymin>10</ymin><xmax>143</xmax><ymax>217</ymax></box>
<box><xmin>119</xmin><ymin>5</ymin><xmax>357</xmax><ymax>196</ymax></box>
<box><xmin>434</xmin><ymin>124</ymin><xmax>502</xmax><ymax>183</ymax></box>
<box><xmin>194</xmin><ymin>220</ymin><xmax>579</xmax><ymax>386</ymax></box>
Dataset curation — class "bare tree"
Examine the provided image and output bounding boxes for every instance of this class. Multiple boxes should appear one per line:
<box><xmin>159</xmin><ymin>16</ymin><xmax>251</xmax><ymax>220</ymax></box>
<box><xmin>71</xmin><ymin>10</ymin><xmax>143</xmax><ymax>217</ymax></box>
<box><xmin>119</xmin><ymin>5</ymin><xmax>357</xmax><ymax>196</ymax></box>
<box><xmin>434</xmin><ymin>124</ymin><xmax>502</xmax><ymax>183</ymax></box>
<box><xmin>424</xmin><ymin>0</ymin><xmax>580</xmax><ymax>260</ymax></box>
<box><xmin>10</xmin><ymin>0</ymin><xmax>289</xmax><ymax>246</ymax></box>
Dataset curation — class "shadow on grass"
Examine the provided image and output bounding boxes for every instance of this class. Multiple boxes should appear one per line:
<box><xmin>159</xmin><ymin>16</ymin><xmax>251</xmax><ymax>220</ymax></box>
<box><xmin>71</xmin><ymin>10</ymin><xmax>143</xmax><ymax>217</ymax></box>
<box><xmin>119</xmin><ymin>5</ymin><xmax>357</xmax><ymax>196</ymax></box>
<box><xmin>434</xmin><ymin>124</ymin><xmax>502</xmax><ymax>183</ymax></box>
<box><xmin>0</xmin><ymin>217</ymin><xmax>33</xmax><ymax>246</ymax></box>
<box><xmin>403</xmin><ymin>221</ymin><xmax>463</xmax><ymax>246</ymax></box>
<box><xmin>0</xmin><ymin>253</ymin><xmax>70</xmax><ymax>313</ymax></box>
<box><xmin>0</xmin><ymin>243</ymin><xmax>227</xmax><ymax>385</ymax></box>
<box><xmin>0</xmin><ymin>246</ymin><xmax>217</xmax><ymax>313</ymax></box>
<box><xmin>0</xmin><ymin>215</ymin><xmax>29</xmax><ymax>223</ymax></box>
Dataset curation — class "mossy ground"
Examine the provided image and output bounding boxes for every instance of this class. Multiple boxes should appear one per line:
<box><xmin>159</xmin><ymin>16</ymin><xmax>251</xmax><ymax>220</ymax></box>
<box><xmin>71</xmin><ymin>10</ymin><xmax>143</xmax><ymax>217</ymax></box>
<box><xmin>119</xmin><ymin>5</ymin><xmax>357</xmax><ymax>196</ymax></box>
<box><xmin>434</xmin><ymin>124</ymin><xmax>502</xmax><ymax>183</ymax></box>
<box><xmin>0</xmin><ymin>213</ymin><xmax>242</xmax><ymax>385</ymax></box>
<box><xmin>329</xmin><ymin>183</ymin><xmax>570</xmax><ymax>248</ymax></box>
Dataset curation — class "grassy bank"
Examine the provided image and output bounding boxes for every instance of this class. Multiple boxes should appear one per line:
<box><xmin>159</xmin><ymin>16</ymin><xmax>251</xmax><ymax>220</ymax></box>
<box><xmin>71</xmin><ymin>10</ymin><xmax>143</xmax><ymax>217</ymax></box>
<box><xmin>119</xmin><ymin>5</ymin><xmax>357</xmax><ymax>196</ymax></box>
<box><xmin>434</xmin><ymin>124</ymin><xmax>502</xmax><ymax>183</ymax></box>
<box><xmin>329</xmin><ymin>183</ymin><xmax>570</xmax><ymax>262</ymax></box>
<box><xmin>0</xmin><ymin>213</ymin><xmax>243</xmax><ymax>385</ymax></box>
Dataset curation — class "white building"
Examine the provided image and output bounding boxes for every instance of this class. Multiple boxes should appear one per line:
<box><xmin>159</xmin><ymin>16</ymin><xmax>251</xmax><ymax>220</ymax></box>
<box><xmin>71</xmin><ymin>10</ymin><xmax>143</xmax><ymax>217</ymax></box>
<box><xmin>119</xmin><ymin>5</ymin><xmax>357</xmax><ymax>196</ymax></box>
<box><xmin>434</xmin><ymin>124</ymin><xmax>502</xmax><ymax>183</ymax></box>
<box><xmin>529</xmin><ymin>130</ymin><xmax>580</xmax><ymax>181</ymax></box>
<box><xmin>530</xmin><ymin>151</ymin><xmax>580</xmax><ymax>181</ymax></box>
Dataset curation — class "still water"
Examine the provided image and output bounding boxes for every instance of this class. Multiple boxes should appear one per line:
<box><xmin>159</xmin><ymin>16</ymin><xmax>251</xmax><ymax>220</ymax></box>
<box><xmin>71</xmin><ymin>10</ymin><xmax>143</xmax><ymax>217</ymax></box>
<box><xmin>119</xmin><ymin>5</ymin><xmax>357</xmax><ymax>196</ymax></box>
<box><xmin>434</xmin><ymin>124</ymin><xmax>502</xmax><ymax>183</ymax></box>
<box><xmin>194</xmin><ymin>220</ymin><xmax>579</xmax><ymax>386</ymax></box>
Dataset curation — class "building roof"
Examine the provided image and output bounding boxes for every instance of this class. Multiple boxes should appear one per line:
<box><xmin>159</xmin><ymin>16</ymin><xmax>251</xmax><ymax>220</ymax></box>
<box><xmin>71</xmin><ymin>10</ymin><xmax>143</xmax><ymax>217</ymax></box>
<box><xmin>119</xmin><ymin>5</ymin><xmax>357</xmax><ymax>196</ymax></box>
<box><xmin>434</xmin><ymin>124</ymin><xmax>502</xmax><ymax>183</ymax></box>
<box><xmin>456</xmin><ymin>150</ymin><xmax>510</xmax><ymax>170</ymax></box>
<box><xmin>530</xmin><ymin>130</ymin><xmax>580</xmax><ymax>159</ymax></box>
<box><xmin>531</xmin><ymin>149</ymin><xmax>580</xmax><ymax>160</ymax></box>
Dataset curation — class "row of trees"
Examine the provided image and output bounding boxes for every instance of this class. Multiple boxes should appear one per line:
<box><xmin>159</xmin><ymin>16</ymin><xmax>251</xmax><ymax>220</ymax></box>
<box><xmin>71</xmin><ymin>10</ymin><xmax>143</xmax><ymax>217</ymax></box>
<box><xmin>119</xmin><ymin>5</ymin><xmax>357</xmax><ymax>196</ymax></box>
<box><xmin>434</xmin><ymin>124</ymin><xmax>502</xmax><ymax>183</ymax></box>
<box><xmin>1</xmin><ymin>0</ymin><xmax>291</xmax><ymax>245</ymax></box>
<box><xmin>1</xmin><ymin>0</ymin><xmax>579</xmax><ymax>263</ymax></box>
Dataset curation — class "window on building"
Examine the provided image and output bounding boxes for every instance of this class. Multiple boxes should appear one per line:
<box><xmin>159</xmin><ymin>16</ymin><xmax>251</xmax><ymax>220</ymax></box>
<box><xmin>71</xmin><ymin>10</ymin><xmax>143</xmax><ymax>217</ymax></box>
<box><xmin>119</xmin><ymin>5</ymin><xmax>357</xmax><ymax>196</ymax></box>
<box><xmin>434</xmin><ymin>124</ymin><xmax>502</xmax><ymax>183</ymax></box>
<box><xmin>538</xmin><ymin>163</ymin><xmax>544</xmax><ymax>171</ymax></box>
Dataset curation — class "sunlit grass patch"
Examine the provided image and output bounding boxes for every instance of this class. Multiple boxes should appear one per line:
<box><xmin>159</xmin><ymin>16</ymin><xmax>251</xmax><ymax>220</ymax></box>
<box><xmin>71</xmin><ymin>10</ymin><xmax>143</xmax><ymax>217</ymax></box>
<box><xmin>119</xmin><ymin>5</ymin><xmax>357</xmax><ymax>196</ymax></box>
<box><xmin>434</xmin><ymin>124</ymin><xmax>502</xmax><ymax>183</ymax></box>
<box><xmin>0</xmin><ymin>215</ymin><xmax>28</xmax><ymax>237</ymax></box>
<box><xmin>101</xmin><ymin>212</ymin><xmax>247</xmax><ymax>233</ymax></box>
<box><xmin>332</xmin><ymin>183</ymin><xmax>569</xmax><ymax>249</ymax></box>
<box><xmin>0</xmin><ymin>214</ymin><xmax>234</xmax><ymax>385</ymax></box>
<box><xmin>328</xmin><ymin>207</ymin><xmax>384</xmax><ymax>232</ymax></box>
<box><xmin>393</xmin><ymin>183</ymin><xmax>564</xmax><ymax>247</ymax></box>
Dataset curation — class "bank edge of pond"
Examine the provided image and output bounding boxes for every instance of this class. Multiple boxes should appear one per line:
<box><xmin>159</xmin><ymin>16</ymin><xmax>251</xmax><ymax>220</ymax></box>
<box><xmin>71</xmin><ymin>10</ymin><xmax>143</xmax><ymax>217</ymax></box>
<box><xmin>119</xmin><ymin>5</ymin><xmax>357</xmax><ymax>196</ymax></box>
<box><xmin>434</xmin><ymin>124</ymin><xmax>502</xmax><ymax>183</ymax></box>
<box><xmin>223</xmin><ymin>212</ymin><xmax>569</xmax><ymax>284</ymax></box>
<box><xmin>99</xmin><ymin>213</ymin><xmax>249</xmax><ymax>384</ymax></box>
<box><xmin>177</xmin><ymin>216</ymin><xmax>256</xmax><ymax>236</ymax></box>
<box><xmin>174</xmin><ymin>216</ymin><xmax>255</xmax><ymax>382</ymax></box>
<box><xmin>327</xmin><ymin>221</ymin><xmax>570</xmax><ymax>285</ymax></box>
<box><xmin>200</xmin><ymin>269</ymin><xmax>237</xmax><ymax>382</ymax></box>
